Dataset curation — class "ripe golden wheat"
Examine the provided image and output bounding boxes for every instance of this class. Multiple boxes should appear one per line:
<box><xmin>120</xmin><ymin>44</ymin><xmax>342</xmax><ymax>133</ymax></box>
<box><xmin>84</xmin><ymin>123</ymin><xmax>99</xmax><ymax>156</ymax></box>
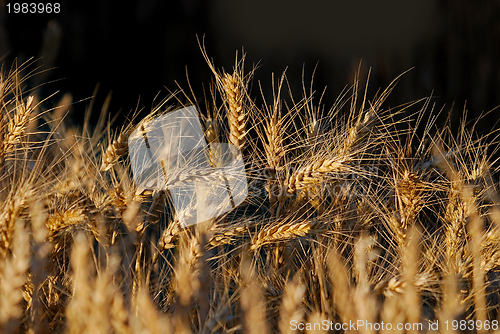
<box><xmin>0</xmin><ymin>54</ymin><xmax>499</xmax><ymax>334</ymax></box>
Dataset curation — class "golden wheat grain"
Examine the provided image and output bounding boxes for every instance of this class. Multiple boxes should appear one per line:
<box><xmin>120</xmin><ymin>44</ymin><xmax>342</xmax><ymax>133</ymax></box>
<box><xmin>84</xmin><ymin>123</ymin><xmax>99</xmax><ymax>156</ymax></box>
<box><xmin>257</xmin><ymin>74</ymin><xmax>289</xmax><ymax>213</ymax></box>
<box><xmin>2</xmin><ymin>96</ymin><xmax>34</xmax><ymax>154</ymax></box>
<box><xmin>46</xmin><ymin>208</ymin><xmax>86</xmax><ymax>234</ymax></box>
<box><xmin>385</xmin><ymin>161</ymin><xmax>425</xmax><ymax>248</ymax></box>
<box><xmin>222</xmin><ymin>73</ymin><xmax>247</xmax><ymax>152</ymax></box>
<box><xmin>201</xmin><ymin>47</ymin><xmax>251</xmax><ymax>155</ymax></box>
<box><xmin>101</xmin><ymin>127</ymin><xmax>133</xmax><ymax>172</ymax></box>
<box><xmin>263</xmin><ymin>118</ymin><xmax>286</xmax><ymax>211</ymax></box>
<box><xmin>157</xmin><ymin>219</ymin><xmax>181</xmax><ymax>254</ymax></box>
<box><xmin>0</xmin><ymin>187</ymin><xmax>31</xmax><ymax>256</ymax></box>
<box><xmin>86</xmin><ymin>255</ymin><xmax>120</xmax><ymax>333</ymax></box>
<box><xmin>250</xmin><ymin>220</ymin><xmax>321</xmax><ymax>250</ymax></box>
<box><xmin>286</xmin><ymin>157</ymin><xmax>352</xmax><ymax>194</ymax></box>
<box><xmin>263</xmin><ymin>108</ymin><xmax>285</xmax><ymax>171</ymax></box>
<box><xmin>207</xmin><ymin>224</ymin><xmax>249</xmax><ymax>248</ymax></box>
<box><xmin>343</xmin><ymin>107</ymin><xmax>377</xmax><ymax>154</ymax></box>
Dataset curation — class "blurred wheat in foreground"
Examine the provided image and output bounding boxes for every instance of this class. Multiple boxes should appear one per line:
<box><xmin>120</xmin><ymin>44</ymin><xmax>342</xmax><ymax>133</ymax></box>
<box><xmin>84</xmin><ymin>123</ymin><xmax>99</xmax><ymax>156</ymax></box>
<box><xmin>0</xmin><ymin>54</ymin><xmax>500</xmax><ymax>334</ymax></box>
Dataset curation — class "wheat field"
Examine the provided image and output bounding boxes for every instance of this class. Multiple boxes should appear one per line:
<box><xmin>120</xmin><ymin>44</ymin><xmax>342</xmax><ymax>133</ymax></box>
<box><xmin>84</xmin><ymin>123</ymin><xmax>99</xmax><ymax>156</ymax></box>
<box><xmin>0</xmin><ymin>52</ymin><xmax>500</xmax><ymax>334</ymax></box>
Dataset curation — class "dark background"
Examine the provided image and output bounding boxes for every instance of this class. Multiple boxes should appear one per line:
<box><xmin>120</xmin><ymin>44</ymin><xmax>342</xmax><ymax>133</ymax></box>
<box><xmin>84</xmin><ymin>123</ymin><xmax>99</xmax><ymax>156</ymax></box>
<box><xmin>1</xmin><ymin>0</ymin><xmax>500</xmax><ymax>133</ymax></box>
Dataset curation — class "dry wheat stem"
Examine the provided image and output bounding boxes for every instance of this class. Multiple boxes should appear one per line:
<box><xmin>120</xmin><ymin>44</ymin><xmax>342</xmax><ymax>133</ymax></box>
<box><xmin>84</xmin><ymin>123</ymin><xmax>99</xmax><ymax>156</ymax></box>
<box><xmin>0</xmin><ymin>220</ymin><xmax>29</xmax><ymax>333</ymax></box>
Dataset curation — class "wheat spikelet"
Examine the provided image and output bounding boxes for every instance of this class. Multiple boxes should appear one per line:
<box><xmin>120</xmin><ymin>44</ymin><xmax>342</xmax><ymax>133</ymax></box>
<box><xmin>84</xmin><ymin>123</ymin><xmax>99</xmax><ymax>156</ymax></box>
<box><xmin>442</xmin><ymin>184</ymin><xmax>470</xmax><ymax>275</ymax></box>
<box><xmin>287</xmin><ymin>157</ymin><xmax>351</xmax><ymax>194</ymax></box>
<box><xmin>172</xmin><ymin>235</ymin><xmax>205</xmax><ymax>334</ymax></box>
<box><xmin>201</xmin><ymin>47</ymin><xmax>250</xmax><ymax>153</ymax></box>
<box><xmin>264</xmin><ymin>123</ymin><xmax>284</xmax><ymax>172</ymax></box>
<box><xmin>385</xmin><ymin>163</ymin><xmax>425</xmax><ymax>248</ymax></box>
<box><xmin>263</xmin><ymin>114</ymin><xmax>286</xmax><ymax>211</ymax></box>
<box><xmin>46</xmin><ymin>208</ymin><xmax>86</xmax><ymax>234</ymax></box>
<box><xmin>222</xmin><ymin>73</ymin><xmax>247</xmax><ymax>151</ymax></box>
<box><xmin>262</xmin><ymin>109</ymin><xmax>285</xmax><ymax>172</ymax></box>
<box><xmin>343</xmin><ymin>107</ymin><xmax>377</xmax><ymax>153</ymax></box>
<box><xmin>250</xmin><ymin>220</ymin><xmax>322</xmax><ymax>250</ymax></box>
<box><xmin>2</xmin><ymin>96</ymin><xmax>34</xmax><ymax>154</ymax></box>
<box><xmin>101</xmin><ymin>127</ymin><xmax>133</xmax><ymax>171</ymax></box>
<box><xmin>207</xmin><ymin>225</ymin><xmax>248</xmax><ymax>247</ymax></box>
<box><xmin>87</xmin><ymin>256</ymin><xmax>121</xmax><ymax>334</ymax></box>
<box><xmin>204</xmin><ymin>117</ymin><xmax>218</xmax><ymax>144</ymax></box>
<box><xmin>0</xmin><ymin>95</ymin><xmax>35</xmax><ymax>171</ymax></box>
<box><xmin>157</xmin><ymin>220</ymin><xmax>182</xmax><ymax>251</ymax></box>
<box><xmin>397</xmin><ymin>171</ymin><xmax>424</xmax><ymax>232</ymax></box>
<box><xmin>0</xmin><ymin>187</ymin><xmax>31</xmax><ymax>256</ymax></box>
<box><xmin>257</xmin><ymin>73</ymin><xmax>289</xmax><ymax>213</ymax></box>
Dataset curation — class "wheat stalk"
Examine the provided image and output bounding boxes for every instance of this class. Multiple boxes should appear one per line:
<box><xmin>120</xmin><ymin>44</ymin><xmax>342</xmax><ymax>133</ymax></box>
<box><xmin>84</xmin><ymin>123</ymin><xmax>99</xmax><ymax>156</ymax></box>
<box><xmin>0</xmin><ymin>220</ymin><xmax>30</xmax><ymax>333</ymax></box>
<box><xmin>0</xmin><ymin>186</ymin><xmax>31</xmax><ymax>256</ymax></box>
<box><xmin>278</xmin><ymin>277</ymin><xmax>305</xmax><ymax>334</ymax></box>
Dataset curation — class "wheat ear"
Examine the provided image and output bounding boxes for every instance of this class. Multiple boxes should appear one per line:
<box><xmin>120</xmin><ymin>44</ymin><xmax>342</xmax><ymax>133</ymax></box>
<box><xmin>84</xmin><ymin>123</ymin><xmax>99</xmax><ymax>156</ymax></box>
<box><xmin>101</xmin><ymin>127</ymin><xmax>132</xmax><ymax>172</ymax></box>
<box><xmin>222</xmin><ymin>73</ymin><xmax>247</xmax><ymax>151</ymax></box>
<box><xmin>201</xmin><ymin>47</ymin><xmax>249</xmax><ymax>153</ymax></box>
<box><xmin>1</xmin><ymin>96</ymin><xmax>34</xmax><ymax>164</ymax></box>
<box><xmin>287</xmin><ymin>157</ymin><xmax>351</xmax><ymax>194</ymax></box>
<box><xmin>250</xmin><ymin>220</ymin><xmax>323</xmax><ymax>250</ymax></box>
<box><xmin>0</xmin><ymin>187</ymin><xmax>31</xmax><ymax>256</ymax></box>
